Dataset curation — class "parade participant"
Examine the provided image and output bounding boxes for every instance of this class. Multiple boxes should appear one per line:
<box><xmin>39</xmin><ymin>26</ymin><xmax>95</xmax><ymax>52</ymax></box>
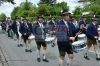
<box><xmin>70</xmin><ymin>17</ymin><xmax>80</xmax><ymax>38</ymax></box>
<box><xmin>84</xmin><ymin>17</ymin><xmax>100</xmax><ymax>60</ymax></box>
<box><xmin>6</xmin><ymin>17</ymin><xmax>13</xmax><ymax>38</ymax></box>
<box><xmin>1</xmin><ymin>20</ymin><xmax>6</xmax><ymax>33</ymax></box>
<box><xmin>27</xmin><ymin>19</ymin><xmax>33</xmax><ymax>46</ymax></box>
<box><xmin>19</xmin><ymin>19</ymin><xmax>32</xmax><ymax>52</ymax></box>
<box><xmin>56</xmin><ymin>9</ymin><xmax>75</xmax><ymax>66</ymax></box>
<box><xmin>12</xmin><ymin>17</ymin><xmax>23</xmax><ymax>47</ymax></box>
<box><xmin>48</xmin><ymin>16</ymin><xmax>56</xmax><ymax>47</ymax></box>
<box><xmin>49</xmin><ymin>16</ymin><xmax>56</xmax><ymax>32</ymax></box>
<box><xmin>79</xmin><ymin>15</ymin><xmax>87</xmax><ymax>34</ymax></box>
<box><xmin>33</xmin><ymin>16</ymin><xmax>49</xmax><ymax>62</ymax></box>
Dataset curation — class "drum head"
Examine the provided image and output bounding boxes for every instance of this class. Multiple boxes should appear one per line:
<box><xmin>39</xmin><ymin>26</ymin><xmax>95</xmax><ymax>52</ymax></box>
<box><xmin>0</xmin><ymin>26</ymin><xmax>2</xmax><ymax>30</ymax></box>
<box><xmin>45</xmin><ymin>37</ymin><xmax>55</xmax><ymax>42</ymax></box>
<box><xmin>78</xmin><ymin>34</ymin><xmax>86</xmax><ymax>38</ymax></box>
<box><xmin>98</xmin><ymin>28</ymin><xmax>100</xmax><ymax>31</ymax></box>
<box><xmin>72</xmin><ymin>40</ymin><xmax>85</xmax><ymax>45</ymax></box>
<box><xmin>28</xmin><ymin>35</ymin><xmax>35</xmax><ymax>40</ymax></box>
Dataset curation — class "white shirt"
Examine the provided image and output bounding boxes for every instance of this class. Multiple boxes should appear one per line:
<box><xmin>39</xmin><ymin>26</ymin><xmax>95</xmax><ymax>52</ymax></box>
<box><xmin>63</xmin><ymin>19</ymin><xmax>69</xmax><ymax>30</ymax></box>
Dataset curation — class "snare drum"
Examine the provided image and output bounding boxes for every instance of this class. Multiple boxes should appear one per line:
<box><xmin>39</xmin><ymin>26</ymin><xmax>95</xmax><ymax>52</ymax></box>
<box><xmin>98</xmin><ymin>37</ymin><xmax>100</xmax><ymax>42</ymax></box>
<box><xmin>98</xmin><ymin>28</ymin><xmax>100</xmax><ymax>36</ymax></box>
<box><xmin>72</xmin><ymin>40</ymin><xmax>87</xmax><ymax>53</ymax></box>
<box><xmin>78</xmin><ymin>34</ymin><xmax>86</xmax><ymax>41</ymax></box>
<box><xmin>98</xmin><ymin>28</ymin><xmax>100</xmax><ymax>32</ymax></box>
<box><xmin>28</xmin><ymin>35</ymin><xmax>35</xmax><ymax>40</ymax></box>
<box><xmin>0</xmin><ymin>26</ymin><xmax>2</xmax><ymax>30</ymax></box>
<box><xmin>45</xmin><ymin>37</ymin><xmax>56</xmax><ymax>44</ymax></box>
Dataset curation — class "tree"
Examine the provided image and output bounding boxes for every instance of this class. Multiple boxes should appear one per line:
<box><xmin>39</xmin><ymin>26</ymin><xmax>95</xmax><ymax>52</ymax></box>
<box><xmin>54</xmin><ymin>2</ymin><xmax>69</xmax><ymax>15</ymax></box>
<box><xmin>0</xmin><ymin>13</ymin><xmax>6</xmax><ymax>21</ymax></box>
<box><xmin>73</xmin><ymin>7</ymin><xmax>83</xmax><ymax>18</ymax></box>
<box><xmin>11</xmin><ymin>7</ymin><xmax>20</xmax><ymax>19</ymax></box>
<box><xmin>80</xmin><ymin>0</ymin><xmax>100</xmax><ymax>16</ymax></box>
<box><xmin>38</xmin><ymin>4</ymin><xmax>50</xmax><ymax>16</ymax></box>
<box><xmin>11</xmin><ymin>1</ymin><xmax>37</xmax><ymax>20</ymax></box>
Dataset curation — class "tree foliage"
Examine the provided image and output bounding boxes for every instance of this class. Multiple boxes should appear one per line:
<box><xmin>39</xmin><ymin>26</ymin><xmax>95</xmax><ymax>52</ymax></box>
<box><xmin>11</xmin><ymin>1</ymin><xmax>69</xmax><ymax>20</ymax></box>
<box><xmin>11</xmin><ymin>2</ymin><xmax>37</xmax><ymax>20</ymax></box>
<box><xmin>0</xmin><ymin>13</ymin><xmax>6</xmax><ymax>21</ymax></box>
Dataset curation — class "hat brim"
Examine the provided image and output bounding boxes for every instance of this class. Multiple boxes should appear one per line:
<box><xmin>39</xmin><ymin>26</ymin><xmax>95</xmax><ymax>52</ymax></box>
<box><xmin>92</xmin><ymin>18</ymin><xmax>99</xmax><ymax>21</ymax></box>
<box><xmin>61</xmin><ymin>12</ymin><xmax>71</xmax><ymax>16</ymax></box>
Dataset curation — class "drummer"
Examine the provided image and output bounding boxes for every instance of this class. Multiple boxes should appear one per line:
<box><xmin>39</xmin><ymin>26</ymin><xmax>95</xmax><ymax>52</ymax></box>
<box><xmin>33</xmin><ymin>16</ymin><xmax>49</xmax><ymax>62</ymax></box>
<box><xmin>19</xmin><ymin>19</ymin><xmax>32</xmax><ymax>52</ymax></box>
<box><xmin>12</xmin><ymin>17</ymin><xmax>23</xmax><ymax>47</ymax></box>
<box><xmin>79</xmin><ymin>15</ymin><xmax>87</xmax><ymax>34</ymax></box>
<box><xmin>48</xmin><ymin>16</ymin><xmax>56</xmax><ymax>47</ymax></box>
<box><xmin>56</xmin><ymin>9</ymin><xmax>75</xmax><ymax>66</ymax></box>
<box><xmin>69</xmin><ymin>16</ymin><xmax>80</xmax><ymax>40</ymax></box>
<box><xmin>85</xmin><ymin>17</ymin><xmax>100</xmax><ymax>60</ymax></box>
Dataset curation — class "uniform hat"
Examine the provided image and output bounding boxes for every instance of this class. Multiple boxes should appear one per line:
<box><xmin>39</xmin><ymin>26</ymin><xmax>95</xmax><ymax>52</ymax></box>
<box><xmin>37</xmin><ymin>16</ymin><xmax>44</xmax><ymax>20</ymax></box>
<box><xmin>61</xmin><ymin>9</ymin><xmax>71</xmax><ymax>16</ymax></box>
<box><xmin>92</xmin><ymin>17</ymin><xmax>99</xmax><ymax>21</ymax></box>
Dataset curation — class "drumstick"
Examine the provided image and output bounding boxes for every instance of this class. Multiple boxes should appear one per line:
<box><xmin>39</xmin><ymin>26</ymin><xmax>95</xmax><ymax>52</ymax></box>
<box><xmin>73</xmin><ymin>30</ymin><xmax>81</xmax><ymax>42</ymax></box>
<box><xmin>75</xmin><ymin>30</ymin><xmax>81</xmax><ymax>39</ymax></box>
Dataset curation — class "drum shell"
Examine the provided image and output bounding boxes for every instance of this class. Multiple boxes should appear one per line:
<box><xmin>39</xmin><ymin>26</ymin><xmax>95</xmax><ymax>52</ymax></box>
<box><xmin>78</xmin><ymin>34</ymin><xmax>86</xmax><ymax>42</ymax></box>
<box><xmin>72</xmin><ymin>40</ymin><xmax>87</xmax><ymax>52</ymax></box>
<box><xmin>45</xmin><ymin>37</ymin><xmax>56</xmax><ymax>44</ymax></box>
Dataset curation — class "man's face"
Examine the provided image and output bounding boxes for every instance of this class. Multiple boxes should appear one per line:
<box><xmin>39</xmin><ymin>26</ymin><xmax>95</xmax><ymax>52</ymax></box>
<box><xmin>38</xmin><ymin>18</ymin><xmax>44</xmax><ymax>23</ymax></box>
<box><xmin>23</xmin><ymin>20</ymin><xmax>27</xmax><ymax>23</ymax></box>
<box><xmin>93</xmin><ymin>20</ymin><xmax>98</xmax><ymax>24</ymax></box>
<box><xmin>63</xmin><ymin>15</ymin><xmax>70</xmax><ymax>21</ymax></box>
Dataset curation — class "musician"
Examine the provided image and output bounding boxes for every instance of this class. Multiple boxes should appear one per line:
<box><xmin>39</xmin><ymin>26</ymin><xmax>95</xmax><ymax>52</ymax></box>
<box><xmin>79</xmin><ymin>15</ymin><xmax>87</xmax><ymax>34</ymax></box>
<box><xmin>48</xmin><ymin>17</ymin><xmax>56</xmax><ymax>47</ymax></box>
<box><xmin>6</xmin><ymin>17</ymin><xmax>13</xmax><ymax>37</ymax></box>
<box><xmin>49</xmin><ymin>17</ymin><xmax>56</xmax><ymax>32</ymax></box>
<box><xmin>1</xmin><ymin>20</ymin><xmax>6</xmax><ymax>33</ymax></box>
<box><xmin>19</xmin><ymin>19</ymin><xmax>32</xmax><ymax>52</ymax></box>
<box><xmin>56</xmin><ymin>10</ymin><xmax>75</xmax><ymax>66</ymax></box>
<box><xmin>70</xmin><ymin>17</ymin><xmax>80</xmax><ymax>38</ymax></box>
<box><xmin>33</xmin><ymin>16</ymin><xmax>49</xmax><ymax>62</ymax></box>
<box><xmin>12</xmin><ymin>17</ymin><xmax>23</xmax><ymax>47</ymax></box>
<box><xmin>84</xmin><ymin>17</ymin><xmax>100</xmax><ymax>60</ymax></box>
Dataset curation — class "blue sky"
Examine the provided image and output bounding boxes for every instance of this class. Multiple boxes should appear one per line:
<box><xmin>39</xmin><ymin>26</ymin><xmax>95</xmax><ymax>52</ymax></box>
<box><xmin>0</xmin><ymin>0</ymin><xmax>83</xmax><ymax>17</ymax></box>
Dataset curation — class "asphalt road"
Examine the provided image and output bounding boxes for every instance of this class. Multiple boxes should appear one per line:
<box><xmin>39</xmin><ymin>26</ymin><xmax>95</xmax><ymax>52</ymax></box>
<box><xmin>0</xmin><ymin>32</ymin><xmax>100</xmax><ymax>66</ymax></box>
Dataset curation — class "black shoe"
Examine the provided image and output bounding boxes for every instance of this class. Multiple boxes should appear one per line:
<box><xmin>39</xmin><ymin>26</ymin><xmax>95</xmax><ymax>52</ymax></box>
<box><xmin>43</xmin><ymin>59</ymin><xmax>49</xmax><ymax>62</ymax></box>
<box><xmin>37</xmin><ymin>58</ymin><xmax>41</xmax><ymax>62</ymax></box>
<box><xmin>84</xmin><ymin>55</ymin><xmax>90</xmax><ymax>60</ymax></box>
<box><xmin>20</xmin><ymin>44</ymin><xmax>23</xmax><ymax>47</ymax></box>
<box><xmin>17</xmin><ymin>44</ymin><xmax>20</xmax><ymax>47</ymax></box>
<box><xmin>96</xmin><ymin>57</ymin><xmax>100</xmax><ymax>60</ymax></box>
<box><xmin>28</xmin><ymin>50</ymin><xmax>32</xmax><ymax>52</ymax></box>
<box><xmin>25</xmin><ymin>49</ymin><xmax>28</xmax><ymax>52</ymax></box>
<box><xmin>51</xmin><ymin>43</ymin><xmax>55</xmax><ymax>47</ymax></box>
<box><xmin>67</xmin><ymin>63</ymin><xmax>70</xmax><ymax>66</ymax></box>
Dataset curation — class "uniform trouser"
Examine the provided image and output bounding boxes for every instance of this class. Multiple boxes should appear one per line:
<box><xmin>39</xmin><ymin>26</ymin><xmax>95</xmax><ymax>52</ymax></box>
<box><xmin>7</xmin><ymin>29</ymin><xmax>14</xmax><ymax>38</ymax></box>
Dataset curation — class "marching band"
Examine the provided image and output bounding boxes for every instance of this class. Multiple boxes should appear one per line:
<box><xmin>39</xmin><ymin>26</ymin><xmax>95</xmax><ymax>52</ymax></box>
<box><xmin>0</xmin><ymin>9</ymin><xmax>100</xmax><ymax>66</ymax></box>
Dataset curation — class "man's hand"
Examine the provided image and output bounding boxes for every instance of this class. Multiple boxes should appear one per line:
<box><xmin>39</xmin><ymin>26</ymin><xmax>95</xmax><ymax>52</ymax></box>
<box><xmin>70</xmin><ymin>37</ymin><xmax>75</xmax><ymax>41</ymax></box>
